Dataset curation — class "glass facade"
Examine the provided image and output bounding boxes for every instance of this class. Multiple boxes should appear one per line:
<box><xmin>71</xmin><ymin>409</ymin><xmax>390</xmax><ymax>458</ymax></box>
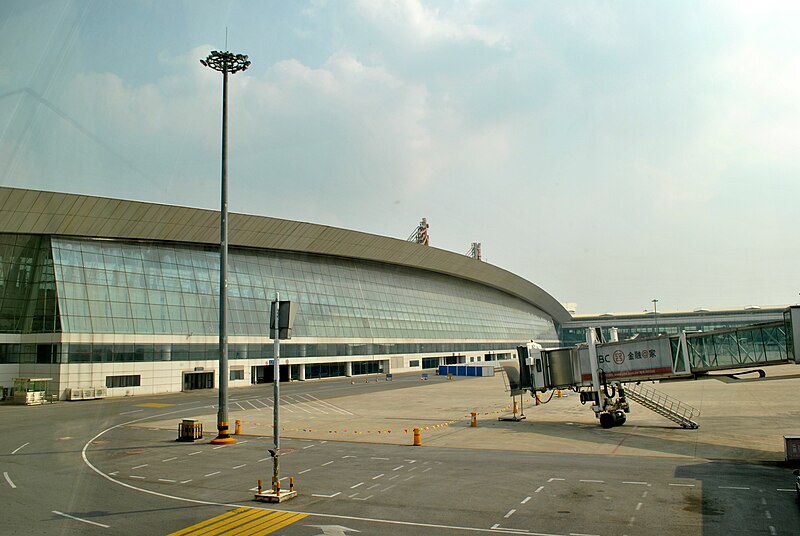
<box><xmin>0</xmin><ymin>234</ymin><xmax>558</xmax><ymax>365</ymax></box>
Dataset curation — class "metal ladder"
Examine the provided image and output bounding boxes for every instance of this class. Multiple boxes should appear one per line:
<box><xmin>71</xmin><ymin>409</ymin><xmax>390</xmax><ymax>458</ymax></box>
<box><xmin>623</xmin><ymin>383</ymin><xmax>700</xmax><ymax>429</ymax></box>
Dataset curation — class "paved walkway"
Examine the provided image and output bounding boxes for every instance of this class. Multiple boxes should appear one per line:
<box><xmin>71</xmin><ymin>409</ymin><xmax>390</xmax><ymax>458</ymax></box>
<box><xmin>140</xmin><ymin>364</ymin><xmax>800</xmax><ymax>462</ymax></box>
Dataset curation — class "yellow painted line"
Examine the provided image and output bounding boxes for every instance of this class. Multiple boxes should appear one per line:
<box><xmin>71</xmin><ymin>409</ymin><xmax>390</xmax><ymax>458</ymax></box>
<box><xmin>237</xmin><ymin>511</ymin><xmax>307</xmax><ymax>536</ymax></box>
<box><xmin>167</xmin><ymin>507</ymin><xmax>305</xmax><ymax>536</ymax></box>
<box><xmin>134</xmin><ymin>403</ymin><xmax>175</xmax><ymax>408</ymax></box>
<box><xmin>167</xmin><ymin>507</ymin><xmax>250</xmax><ymax>535</ymax></box>
<box><xmin>190</xmin><ymin>508</ymin><xmax>271</xmax><ymax>536</ymax></box>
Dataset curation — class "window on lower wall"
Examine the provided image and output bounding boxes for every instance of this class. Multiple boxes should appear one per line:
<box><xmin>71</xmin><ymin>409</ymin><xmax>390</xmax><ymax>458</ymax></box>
<box><xmin>409</xmin><ymin>360</ymin><xmax>420</xmax><ymax>368</ymax></box>
<box><xmin>106</xmin><ymin>375</ymin><xmax>141</xmax><ymax>388</ymax></box>
<box><xmin>230</xmin><ymin>368</ymin><xmax>244</xmax><ymax>381</ymax></box>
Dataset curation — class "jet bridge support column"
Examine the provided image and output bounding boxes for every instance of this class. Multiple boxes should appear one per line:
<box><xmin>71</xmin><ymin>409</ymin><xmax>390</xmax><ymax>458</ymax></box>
<box><xmin>586</xmin><ymin>328</ymin><xmax>603</xmax><ymax>415</ymax></box>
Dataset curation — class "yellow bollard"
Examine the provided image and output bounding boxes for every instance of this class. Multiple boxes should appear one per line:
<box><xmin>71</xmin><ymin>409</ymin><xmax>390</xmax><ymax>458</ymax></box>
<box><xmin>289</xmin><ymin>476</ymin><xmax>294</xmax><ymax>492</ymax></box>
<box><xmin>448</xmin><ymin>373</ymin><xmax>453</xmax><ymax>380</ymax></box>
<box><xmin>257</xmin><ymin>479</ymin><xmax>262</xmax><ymax>493</ymax></box>
<box><xmin>557</xmin><ymin>389</ymin><xmax>563</xmax><ymax>398</ymax></box>
<box><xmin>470</xmin><ymin>412</ymin><xmax>477</xmax><ymax>427</ymax></box>
<box><xmin>513</xmin><ymin>400</ymin><xmax>519</xmax><ymax>414</ymax></box>
<box><xmin>235</xmin><ymin>419</ymin><xmax>241</xmax><ymax>435</ymax></box>
<box><xmin>413</xmin><ymin>427</ymin><xmax>422</xmax><ymax>446</ymax></box>
<box><xmin>535</xmin><ymin>394</ymin><xmax>541</xmax><ymax>406</ymax></box>
<box><xmin>275</xmin><ymin>479</ymin><xmax>281</xmax><ymax>494</ymax></box>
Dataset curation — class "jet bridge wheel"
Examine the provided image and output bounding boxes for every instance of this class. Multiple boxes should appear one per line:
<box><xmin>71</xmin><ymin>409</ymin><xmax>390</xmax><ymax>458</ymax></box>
<box><xmin>599</xmin><ymin>412</ymin><xmax>615</xmax><ymax>429</ymax></box>
<box><xmin>614</xmin><ymin>411</ymin><xmax>626</xmax><ymax>426</ymax></box>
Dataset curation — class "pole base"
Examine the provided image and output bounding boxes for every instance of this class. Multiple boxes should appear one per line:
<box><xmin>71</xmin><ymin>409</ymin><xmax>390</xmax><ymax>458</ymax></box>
<box><xmin>498</xmin><ymin>415</ymin><xmax>526</xmax><ymax>422</ymax></box>
<box><xmin>210</xmin><ymin>422</ymin><xmax>237</xmax><ymax>444</ymax></box>
<box><xmin>254</xmin><ymin>489</ymin><xmax>297</xmax><ymax>503</ymax></box>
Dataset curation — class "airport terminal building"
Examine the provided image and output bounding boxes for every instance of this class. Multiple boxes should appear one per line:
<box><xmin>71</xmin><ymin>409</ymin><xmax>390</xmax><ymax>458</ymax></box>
<box><xmin>0</xmin><ymin>187</ymin><xmax>569</xmax><ymax>399</ymax></box>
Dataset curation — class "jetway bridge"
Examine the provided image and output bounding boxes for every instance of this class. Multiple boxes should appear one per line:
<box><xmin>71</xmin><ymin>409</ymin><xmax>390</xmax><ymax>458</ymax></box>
<box><xmin>503</xmin><ymin>306</ymin><xmax>799</xmax><ymax>429</ymax></box>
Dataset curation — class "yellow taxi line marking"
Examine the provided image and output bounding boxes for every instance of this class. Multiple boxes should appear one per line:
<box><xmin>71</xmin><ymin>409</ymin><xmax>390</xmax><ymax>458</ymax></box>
<box><xmin>167</xmin><ymin>507</ymin><xmax>249</xmax><ymax>535</ymax></box>
<box><xmin>191</xmin><ymin>509</ymin><xmax>270</xmax><ymax>536</ymax></box>
<box><xmin>237</xmin><ymin>511</ymin><xmax>306</xmax><ymax>536</ymax></box>
<box><xmin>134</xmin><ymin>403</ymin><xmax>175</xmax><ymax>408</ymax></box>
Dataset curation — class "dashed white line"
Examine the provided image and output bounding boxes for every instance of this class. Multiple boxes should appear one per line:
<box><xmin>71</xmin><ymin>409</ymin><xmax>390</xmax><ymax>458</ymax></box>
<box><xmin>3</xmin><ymin>472</ymin><xmax>16</xmax><ymax>488</ymax></box>
<box><xmin>311</xmin><ymin>492</ymin><xmax>341</xmax><ymax>498</ymax></box>
<box><xmin>388</xmin><ymin>475</ymin><xmax>400</xmax><ymax>481</ymax></box>
<box><xmin>580</xmin><ymin>480</ymin><xmax>605</xmax><ymax>483</ymax></box>
<box><xmin>381</xmin><ymin>485</ymin><xmax>396</xmax><ymax>492</ymax></box>
<box><xmin>534</xmin><ymin>486</ymin><xmax>544</xmax><ymax>493</ymax></box>
<box><xmin>188</xmin><ymin>451</ymin><xmax>202</xmax><ymax>456</ymax></box>
<box><xmin>132</xmin><ymin>464</ymin><xmax>148</xmax><ymax>470</ymax></box>
<box><xmin>404</xmin><ymin>476</ymin><xmax>415</xmax><ymax>481</ymax></box>
<box><xmin>212</xmin><ymin>445</ymin><xmax>227</xmax><ymax>450</ymax></box>
<box><xmin>162</xmin><ymin>457</ymin><xmax>177</xmax><ymax>462</ymax></box>
<box><xmin>303</xmin><ymin>445</ymin><xmax>315</xmax><ymax>449</ymax></box>
<box><xmin>548</xmin><ymin>478</ymin><xmax>565</xmax><ymax>482</ymax></box>
<box><xmin>623</xmin><ymin>481</ymin><xmax>648</xmax><ymax>485</ymax></box>
<box><xmin>352</xmin><ymin>495</ymin><xmax>373</xmax><ymax>501</ymax></box>
<box><xmin>258</xmin><ymin>457</ymin><xmax>270</xmax><ymax>462</ymax></box>
<box><xmin>628</xmin><ymin>516</ymin><xmax>636</xmax><ymax>526</ymax></box>
<box><xmin>129</xmin><ymin>475</ymin><xmax>145</xmax><ymax>480</ymax></box>
<box><xmin>765</xmin><ymin>510</ymin><xmax>772</xmax><ymax>520</ymax></box>
<box><xmin>408</xmin><ymin>466</ymin><xmax>418</xmax><ymax>472</ymax></box>
<box><xmin>422</xmin><ymin>467</ymin><xmax>432</xmax><ymax>473</ymax></box>
<box><xmin>53</xmin><ymin>510</ymin><xmax>109</xmax><ymax>528</ymax></box>
<box><xmin>367</xmin><ymin>484</ymin><xmax>380</xmax><ymax>490</ymax></box>
<box><xmin>490</xmin><ymin>523</ymin><xmax>529</xmax><ymax>533</ymax></box>
<box><xmin>321</xmin><ymin>461</ymin><xmax>334</xmax><ymax>466</ymax></box>
<box><xmin>371</xmin><ymin>457</ymin><xmax>390</xmax><ymax>461</ymax></box>
<box><xmin>11</xmin><ymin>442</ymin><xmax>30</xmax><ymax>455</ymax></box>
<box><xmin>158</xmin><ymin>478</ymin><xmax>176</xmax><ymax>483</ymax></box>
<box><xmin>351</xmin><ymin>482</ymin><xmax>364</xmax><ymax>489</ymax></box>
<box><xmin>180</xmin><ymin>479</ymin><xmax>192</xmax><ymax>484</ymax></box>
<box><xmin>109</xmin><ymin>471</ymin><xmax>118</xmax><ymax>476</ymax></box>
<box><xmin>635</xmin><ymin>502</ymin><xmax>642</xmax><ymax>511</ymax></box>
<box><xmin>719</xmin><ymin>486</ymin><xmax>750</xmax><ymax>490</ymax></box>
<box><xmin>393</xmin><ymin>465</ymin><xmax>405</xmax><ymax>471</ymax></box>
<box><xmin>504</xmin><ymin>509</ymin><xmax>516</xmax><ymax>518</ymax></box>
<box><xmin>372</xmin><ymin>473</ymin><xmax>385</xmax><ymax>480</ymax></box>
<box><xmin>299</xmin><ymin>469</ymin><xmax>312</xmax><ymax>474</ymax></box>
<box><xmin>769</xmin><ymin>526</ymin><xmax>777</xmax><ymax>535</ymax></box>
<box><xmin>521</xmin><ymin>496</ymin><xmax>531</xmax><ymax>504</ymax></box>
<box><xmin>232</xmin><ymin>464</ymin><xmax>246</xmax><ymax>469</ymax></box>
<box><xmin>669</xmin><ymin>483</ymin><xmax>695</xmax><ymax>487</ymax></box>
<box><xmin>204</xmin><ymin>471</ymin><xmax>220</xmax><ymax>477</ymax></box>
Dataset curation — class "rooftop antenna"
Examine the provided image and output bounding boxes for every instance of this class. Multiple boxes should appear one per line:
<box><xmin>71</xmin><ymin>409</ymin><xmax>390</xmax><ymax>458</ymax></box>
<box><xmin>225</xmin><ymin>27</ymin><xmax>228</xmax><ymax>49</ymax></box>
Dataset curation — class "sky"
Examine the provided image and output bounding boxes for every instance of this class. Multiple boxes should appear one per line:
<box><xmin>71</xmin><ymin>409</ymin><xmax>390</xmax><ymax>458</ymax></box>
<box><xmin>0</xmin><ymin>0</ymin><xmax>797</xmax><ymax>314</ymax></box>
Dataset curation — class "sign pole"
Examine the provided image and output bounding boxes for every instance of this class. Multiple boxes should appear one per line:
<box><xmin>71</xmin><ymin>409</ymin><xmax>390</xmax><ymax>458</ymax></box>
<box><xmin>272</xmin><ymin>292</ymin><xmax>280</xmax><ymax>490</ymax></box>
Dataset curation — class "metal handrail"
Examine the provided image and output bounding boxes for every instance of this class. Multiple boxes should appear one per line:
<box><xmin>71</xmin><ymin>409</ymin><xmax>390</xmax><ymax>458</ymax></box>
<box><xmin>626</xmin><ymin>383</ymin><xmax>700</xmax><ymax>418</ymax></box>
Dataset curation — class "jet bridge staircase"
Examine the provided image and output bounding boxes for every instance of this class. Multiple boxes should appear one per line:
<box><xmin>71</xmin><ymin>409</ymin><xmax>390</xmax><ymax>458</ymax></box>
<box><xmin>623</xmin><ymin>383</ymin><xmax>699</xmax><ymax>429</ymax></box>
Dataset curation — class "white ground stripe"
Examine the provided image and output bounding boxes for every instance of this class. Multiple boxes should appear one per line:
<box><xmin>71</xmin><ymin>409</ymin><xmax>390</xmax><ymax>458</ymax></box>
<box><xmin>53</xmin><ymin>511</ymin><xmax>109</xmax><ymax>528</ymax></box>
<box><xmin>304</xmin><ymin>393</ymin><xmax>355</xmax><ymax>416</ymax></box>
<box><xmin>245</xmin><ymin>400</ymin><xmax>260</xmax><ymax>410</ymax></box>
<box><xmin>283</xmin><ymin>395</ymin><xmax>316</xmax><ymax>414</ymax></box>
<box><xmin>294</xmin><ymin>394</ymin><xmax>330</xmax><ymax>414</ymax></box>
<box><xmin>11</xmin><ymin>442</ymin><xmax>30</xmax><ymax>455</ymax></box>
<box><xmin>4</xmin><ymin>472</ymin><xmax>16</xmax><ymax>488</ymax></box>
<box><xmin>234</xmin><ymin>402</ymin><xmax>246</xmax><ymax>411</ymax></box>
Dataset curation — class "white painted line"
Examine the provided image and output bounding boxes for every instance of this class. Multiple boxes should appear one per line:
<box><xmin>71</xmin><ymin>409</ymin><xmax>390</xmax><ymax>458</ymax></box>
<box><xmin>232</xmin><ymin>464</ymin><xmax>246</xmax><ymax>469</ymax></box>
<box><xmin>212</xmin><ymin>445</ymin><xmax>227</xmax><ymax>450</ymax></box>
<box><xmin>162</xmin><ymin>457</ymin><xmax>177</xmax><ymax>462</ymax></box>
<box><xmin>404</xmin><ymin>459</ymin><xmax>417</xmax><ymax>464</ymax></box>
<box><xmin>404</xmin><ymin>476</ymin><xmax>415</xmax><ymax>481</ymax></box>
<box><xmin>393</xmin><ymin>465</ymin><xmax>405</xmax><ymax>471</ymax></box>
<box><xmin>504</xmin><ymin>509</ymin><xmax>516</xmax><ymax>519</ymax></box>
<box><xmin>342</xmin><ymin>455</ymin><xmax>356</xmax><ymax>459</ymax></box>
<box><xmin>422</xmin><ymin>467</ymin><xmax>431</xmax><ymax>473</ymax></box>
<box><xmin>635</xmin><ymin>502</ymin><xmax>642</xmax><ymax>511</ymax></box>
<box><xmin>623</xmin><ymin>481</ymin><xmax>648</xmax><ymax>485</ymax></box>
<box><xmin>719</xmin><ymin>486</ymin><xmax>750</xmax><ymax>490</ymax></box>
<box><xmin>119</xmin><ymin>409</ymin><xmax>144</xmax><ymax>415</ymax></box>
<box><xmin>669</xmin><ymin>483</ymin><xmax>695</xmax><ymax>487</ymax></box>
<box><xmin>108</xmin><ymin>471</ymin><xmax>118</xmax><ymax>476</ymax></box>
<box><xmin>204</xmin><ymin>471</ymin><xmax>220</xmax><ymax>477</ymax></box>
<box><xmin>180</xmin><ymin>480</ymin><xmax>192</xmax><ymax>484</ymax></box>
<box><xmin>367</xmin><ymin>484</ymin><xmax>380</xmax><ymax>490</ymax></box>
<box><xmin>351</xmin><ymin>482</ymin><xmax>364</xmax><ymax>489</ymax></box>
<box><xmin>299</xmin><ymin>469</ymin><xmax>312</xmax><ymax>474</ymax></box>
<box><xmin>303</xmin><ymin>445</ymin><xmax>315</xmax><ymax>449</ymax></box>
<box><xmin>642</xmin><ymin>491</ymin><xmax>648</xmax><ymax>498</ymax></box>
<box><xmin>53</xmin><ymin>510</ymin><xmax>109</xmax><ymax>528</ymax></box>
<box><xmin>132</xmin><ymin>464</ymin><xmax>148</xmax><ymax>470</ymax></box>
<box><xmin>245</xmin><ymin>400</ymin><xmax>259</xmax><ymax>410</ymax></box>
<box><xmin>628</xmin><ymin>516</ymin><xmax>636</xmax><ymax>526</ymax></box>
<box><xmin>580</xmin><ymin>480</ymin><xmax>605</xmax><ymax>483</ymax></box>
<box><xmin>187</xmin><ymin>451</ymin><xmax>202</xmax><ymax>456</ymax></box>
<box><xmin>769</xmin><ymin>525</ymin><xmax>777</xmax><ymax>535</ymax></box>
<box><xmin>353</xmin><ymin>495</ymin><xmax>373</xmax><ymax>500</ymax></box>
<box><xmin>234</xmin><ymin>402</ymin><xmax>245</xmax><ymax>411</ymax></box>
<box><xmin>372</xmin><ymin>473</ymin><xmax>385</xmax><ymax>480</ymax></box>
<box><xmin>3</xmin><ymin>472</ymin><xmax>16</xmax><ymax>488</ymax></box>
<box><xmin>158</xmin><ymin>479</ymin><xmax>177</xmax><ymax>483</ymax></box>
<box><xmin>312</xmin><ymin>492</ymin><xmax>341</xmax><ymax>498</ymax></box>
<box><xmin>11</xmin><ymin>442</ymin><xmax>30</xmax><ymax>455</ymax></box>
<box><xmin>521</xmin><ymin>496</ymin><xmax>531</xmax><ymax>504</ymax></box>
<box><xmin>237</xmin><ymin>440</ymin><xmax>248</xmax><ymax>444</ymax></box>
<box><xmin>381</xmin><ymin>485</ymin><xmax>396</xmax><ymax>492</ymax></box>
<box><xmin>257</xmin><ymin>457</ymin><xmax>270</xmax><ymax>462</ymax></box>
<box><xmin>534</xmin><ymin>486</ymin><xmax>544</xmax><ymax>493</ymax></box>
<box><xmin>388</xmin><ymin>475</ymin><xmax>400</xmax><ymax>481</ymax></box>
<box><xmin>776</xmin><ymin>488</ymin><xmax>795</xmax><ymax>492</ymax></box>
<box><xmin>547</xmin><ymin>478</ymin><xmax>565</xmax><ymax>482</ymax></box>
<box><xmin>129</xmin><ymin>476</ymin><xmax>145</xmax><ymax>480</ymax></box>
<box><xmin>322</xmin><ymin>461</ymin><xmax>334</xmax><ymax>466</ymax></box>
<box><xmin>765</xmin><ymin>510</ymin><xmax>772</xmax><ymax>519</ymax></box>
<box><xmin>761</xmin><ymin>497</ymin><xmax>767</xmax><ymax>505</ymax></box>
<box><xmin>371</xmin><ymin>457</ymin><xmax>390</xmax><ymax>461</ymax></box>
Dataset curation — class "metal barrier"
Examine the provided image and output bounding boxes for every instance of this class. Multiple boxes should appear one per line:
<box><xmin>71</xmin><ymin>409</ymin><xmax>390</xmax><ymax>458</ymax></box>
<box><xmin>177</xmin><ymin>419</ymin><xmax>204</xmax><ymax>442</ymax></box>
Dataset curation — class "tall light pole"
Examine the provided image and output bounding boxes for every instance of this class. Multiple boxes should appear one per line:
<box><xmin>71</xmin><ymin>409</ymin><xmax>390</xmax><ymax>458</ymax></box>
<box><xmin>201</xmin><ymin>50</ymin><xmax>251</xmax><ymax>445</ymax></box>
<box><xmin>652</xmin><ymin>298</ymin><xmax>659</xmax><ymax>336</ymax></box>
